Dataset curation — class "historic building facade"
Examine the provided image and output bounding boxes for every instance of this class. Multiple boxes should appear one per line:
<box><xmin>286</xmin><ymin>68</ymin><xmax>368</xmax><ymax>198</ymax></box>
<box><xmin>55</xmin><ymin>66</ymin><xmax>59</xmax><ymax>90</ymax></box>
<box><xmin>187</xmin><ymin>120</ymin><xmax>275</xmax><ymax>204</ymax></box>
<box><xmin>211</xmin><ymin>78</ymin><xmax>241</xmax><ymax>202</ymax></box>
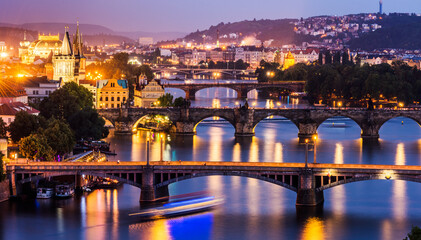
<box><xmin>97</xmin><ymin>79</ymin><xmax>129</xmax><ymax>109</ymax></box>
<box><xmin>134</xmin><ymin>79</ymin><xmax>165</xmax><ymax>107</ymax></box>
<box><xmin>19</xmin><ymin>33</ymin><xmax>62</xmax><ymax>64</ymax></box>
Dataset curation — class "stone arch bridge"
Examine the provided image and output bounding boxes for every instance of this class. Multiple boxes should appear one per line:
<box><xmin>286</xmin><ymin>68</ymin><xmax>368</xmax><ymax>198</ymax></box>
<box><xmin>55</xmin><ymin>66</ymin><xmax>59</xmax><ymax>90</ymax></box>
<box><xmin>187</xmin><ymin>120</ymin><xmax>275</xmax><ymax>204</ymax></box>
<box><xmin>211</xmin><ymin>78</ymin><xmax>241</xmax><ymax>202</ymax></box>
<box><xmin>7</xmin><ymin>162</ymin><xmax>421</xmax><ymax>206</ymax></box>
<box><xmin>162</xmin><ymin>81</ymin><xmax>305</xmax><ymax>100</ymax></box>
<box><xmin>98</xmin><ymin>107</ymin><xmax>421</xmax><ymax>142</ymax></box>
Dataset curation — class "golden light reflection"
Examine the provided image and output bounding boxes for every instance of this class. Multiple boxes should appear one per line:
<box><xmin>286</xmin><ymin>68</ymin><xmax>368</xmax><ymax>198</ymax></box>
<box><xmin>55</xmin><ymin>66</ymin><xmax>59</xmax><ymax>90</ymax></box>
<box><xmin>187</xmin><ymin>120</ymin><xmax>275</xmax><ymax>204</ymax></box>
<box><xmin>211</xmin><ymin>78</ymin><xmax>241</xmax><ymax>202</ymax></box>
<box><xmin>132</xmin><ymin>131</ymin><xmax>145</xmax><ymax>162</ymax></box>
<box><xmin>274</xmin><ymin>143</ymin><xmax>283</xmax><ymax>163</ymax></box>
<box><xmin>334</xmin><ymin>143</ymin><xmax>344</xmax><ymax>164</ymax></box>
<box><xmin>331</xmin><ymin>185</ymin><xmax>345</xmax><ymax>216</ymax></box>
<box><xmin>129</xmin><ymin>219</ymin><xmax>171</xmax><ymax>240</ymax></box>
<box><xmin>392</xmin><ymin>180</ymin><xmax>407</xmax><ymax>222</ymax></box>
<box><xmin>246</xmin><ymin>178</ymin><xmax>259</xmax><ymax>237</ymax></box>
<box><xmin>209</xmin><ymin>126</ymin><xmax>223</xmax><ymax>161</ymax></box>
<box><xmin>232</xmin><ymin>143</ymin><xmax>241</xmax><ymax>162</ymax></box>
<box><xmin>301</xmin><ymin>217</ymin><xmax>325</xmax><ymax>240</ymax></box>
<box><xmin>249</xmin><ymin>137</ymin><xmax>259</xmax><ymax>162</ymax></box>
<box><xmin>395</xmin><ymin>143</ymin><xmax>405</xmax><ymax>165</ymax></box>
<box><xmin>85</xmin><ymin>190</ymin><xmax>106</xmax><ymax>240</ymax></box>
<box><xmin>381</xmin><ymin>220</ymin><xmax>393</xmax><ymax>240</ymax></box>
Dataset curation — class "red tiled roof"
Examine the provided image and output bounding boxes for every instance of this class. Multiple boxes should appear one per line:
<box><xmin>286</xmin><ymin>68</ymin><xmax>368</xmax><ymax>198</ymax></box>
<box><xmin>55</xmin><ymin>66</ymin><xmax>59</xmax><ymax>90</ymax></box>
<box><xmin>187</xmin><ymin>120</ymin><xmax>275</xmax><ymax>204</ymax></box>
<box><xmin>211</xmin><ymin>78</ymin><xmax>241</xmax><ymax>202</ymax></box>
<box><xmin>0</xmin><ymin>102</ymin><xmax>39</xmax><ymax>116</ymax></box>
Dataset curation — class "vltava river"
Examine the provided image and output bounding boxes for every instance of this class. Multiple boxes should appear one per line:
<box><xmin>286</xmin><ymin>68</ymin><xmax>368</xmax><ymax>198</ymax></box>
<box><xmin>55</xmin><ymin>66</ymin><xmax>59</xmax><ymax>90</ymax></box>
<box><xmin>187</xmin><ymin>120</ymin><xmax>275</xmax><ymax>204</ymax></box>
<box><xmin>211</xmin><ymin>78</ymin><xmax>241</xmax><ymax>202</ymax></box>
<box><xmin>1</xmin><ymin>85</ymin><xmax>421</xmax><ymax>240</ymax></box>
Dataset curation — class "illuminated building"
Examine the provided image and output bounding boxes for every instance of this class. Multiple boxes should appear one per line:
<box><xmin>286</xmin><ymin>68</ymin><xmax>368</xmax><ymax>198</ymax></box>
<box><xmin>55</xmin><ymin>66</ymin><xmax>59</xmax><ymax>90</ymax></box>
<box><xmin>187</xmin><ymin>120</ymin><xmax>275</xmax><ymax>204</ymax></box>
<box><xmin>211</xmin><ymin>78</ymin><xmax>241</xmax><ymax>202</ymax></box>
<box><xmin>0</xmin><ymin>102</ymin><xmax>39</xmax><ymax>126</ymax></box>
<box><xmin>134</xmin><ymin>79</ymin><xmax>165</xmax><ymax>107</ymax></box>
<box><xmin>283</xmin><ymin>51</ymin><xmax>295</xmax><ymax>69</ymax></box>
<box><xmin>19</xmin><ymin>32</ymin><xmax>62</xmax><ymax>64</ymax></box>
<box><xmin>97</xmin><ymin>79</ymin><xmax>128</xmax><ymax>109</ymax></box>
<box><xmin>52</xmin><ymin>23</ymin><xmax>86</xmax><ymax>84</ymax></box>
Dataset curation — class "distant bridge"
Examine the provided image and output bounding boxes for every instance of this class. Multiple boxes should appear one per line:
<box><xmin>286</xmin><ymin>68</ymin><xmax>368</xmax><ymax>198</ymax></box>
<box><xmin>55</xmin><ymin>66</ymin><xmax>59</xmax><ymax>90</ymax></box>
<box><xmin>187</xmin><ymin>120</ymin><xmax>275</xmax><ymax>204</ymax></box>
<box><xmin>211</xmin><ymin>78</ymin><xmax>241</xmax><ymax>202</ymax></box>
<box><xmin>98</xmin><ymin>107</ymin><xmax>421</xmax><ymax>142</ymax></box>
<box><xmin>161</xmin><ymin>81</ymin><xmax>306</xmax><ymax>100</ymax></box>
<box><xmin>7</xmin><ymin>162</ymin><xmax>421</xmax><ymax>206</ymax></box>
<box><xmin>152</xmin><ymin>68</ymin><xmax>257</xmax><ymax>80</ymax></box>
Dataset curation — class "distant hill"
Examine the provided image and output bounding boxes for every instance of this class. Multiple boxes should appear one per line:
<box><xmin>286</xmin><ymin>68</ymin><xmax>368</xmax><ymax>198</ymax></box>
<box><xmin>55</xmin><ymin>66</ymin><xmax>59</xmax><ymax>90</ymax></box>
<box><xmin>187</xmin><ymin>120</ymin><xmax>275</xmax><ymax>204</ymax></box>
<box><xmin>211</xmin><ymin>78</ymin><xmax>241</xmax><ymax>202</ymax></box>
<box><xmin>349</xmin><ymin>14</ymin><xmax>421</xmax><ymax>50</ymax></box>
<box><xmin>183</xmin><ymin>19</ymin><xmax>315</xmax><ymax>47</ymax></box>
<box><xmin>0</xmin><ymin>22</ymin><xmax>187</xmax><ymax>46</ymax></box>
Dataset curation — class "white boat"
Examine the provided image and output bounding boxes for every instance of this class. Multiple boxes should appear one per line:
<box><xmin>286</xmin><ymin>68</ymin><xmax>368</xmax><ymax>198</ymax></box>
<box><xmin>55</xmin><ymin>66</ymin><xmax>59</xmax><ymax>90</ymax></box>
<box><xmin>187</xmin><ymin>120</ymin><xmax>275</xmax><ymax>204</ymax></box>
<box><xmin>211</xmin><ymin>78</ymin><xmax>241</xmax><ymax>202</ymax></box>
<box><xmin>55</xmin><ymin>184</ymin><xmax>75</xmax><ymax>198</ymax></box>
<box><xmin>129</xmin><ymin>196</ymin><xmax>224</xmax><ymax>219</ymax></box>
<box><xmin>36</xmin><ymin>187</ymin><xmax>54</xmax><ymax>199</ymax></box>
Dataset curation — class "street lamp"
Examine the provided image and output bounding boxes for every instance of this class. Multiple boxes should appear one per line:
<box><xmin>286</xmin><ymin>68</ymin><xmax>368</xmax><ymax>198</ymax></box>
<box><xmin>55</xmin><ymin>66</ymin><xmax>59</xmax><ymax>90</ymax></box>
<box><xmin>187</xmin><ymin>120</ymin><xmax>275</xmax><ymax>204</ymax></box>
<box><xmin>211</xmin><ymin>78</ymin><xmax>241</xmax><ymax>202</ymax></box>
<box><xmin>305</xmin><ymin>139</ymin><xmax>309</xmax><ymax>168</ymax></box>
<box><xmin>160</xmin><ymin>134</ymin><xmax>164</xmax><ymax>162</ymax></box>
<box><xmin>146</xmin><ymin>131</ymin><xmax>150</xmax><ymax>166</ymax></box>
<box><xmin>313</xmin><ymin>135</ymin><xmax>317</xmax><ymax>163</ymax></box>
<box><xmin>338</xmin><ymin>101</ymin><xmax>342</xmax><ymax>108</ymax></box>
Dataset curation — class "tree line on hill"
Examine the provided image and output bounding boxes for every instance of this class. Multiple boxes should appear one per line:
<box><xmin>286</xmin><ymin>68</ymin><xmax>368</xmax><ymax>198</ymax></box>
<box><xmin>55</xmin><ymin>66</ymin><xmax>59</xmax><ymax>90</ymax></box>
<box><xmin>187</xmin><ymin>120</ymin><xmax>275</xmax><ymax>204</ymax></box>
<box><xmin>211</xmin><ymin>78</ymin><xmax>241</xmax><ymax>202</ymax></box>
<box><xmin>256</xmin><ymin>55</ymin><xmax>421</xmax><ymax>106</ymax></box>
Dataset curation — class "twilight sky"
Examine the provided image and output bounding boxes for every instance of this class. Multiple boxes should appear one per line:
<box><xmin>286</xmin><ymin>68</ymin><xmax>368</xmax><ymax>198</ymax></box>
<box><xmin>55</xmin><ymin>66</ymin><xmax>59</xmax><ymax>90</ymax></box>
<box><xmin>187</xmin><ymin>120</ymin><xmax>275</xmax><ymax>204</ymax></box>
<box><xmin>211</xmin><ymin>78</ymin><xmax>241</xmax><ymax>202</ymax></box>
<box><xmin>1</xmin><ymin>0</ymin><xmax>420</xmax><ymax>32</ymax></box>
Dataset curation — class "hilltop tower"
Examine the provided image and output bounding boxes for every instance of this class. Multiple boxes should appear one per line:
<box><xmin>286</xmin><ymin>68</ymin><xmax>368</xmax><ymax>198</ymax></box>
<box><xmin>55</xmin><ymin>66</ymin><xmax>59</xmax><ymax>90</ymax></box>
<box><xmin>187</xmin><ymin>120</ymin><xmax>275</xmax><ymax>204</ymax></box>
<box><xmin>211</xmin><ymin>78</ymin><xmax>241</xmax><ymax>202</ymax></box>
<box><xmin>379</xmin><ymin>0</ymin><xmax>383</xmax><ymax>14</ymax></box>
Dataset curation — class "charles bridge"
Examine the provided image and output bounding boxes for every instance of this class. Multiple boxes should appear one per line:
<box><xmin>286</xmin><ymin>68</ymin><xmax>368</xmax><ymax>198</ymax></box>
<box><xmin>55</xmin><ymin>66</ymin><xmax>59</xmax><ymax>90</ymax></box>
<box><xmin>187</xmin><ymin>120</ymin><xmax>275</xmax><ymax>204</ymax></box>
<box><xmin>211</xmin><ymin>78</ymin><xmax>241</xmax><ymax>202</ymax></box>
<box><xmin>161</xmin><ymin>81</ymin><xmax>305</xmax><ymax>100</ymax></box>
<box><xmin>98</xmin><ymin>107</ymin><xmax>421</xmax><ymax>142</ymax></box>
<box><xmin>152</xmin><ymin>67</ymin><xmax>258</xmax><ymax>80</ymax></box>
<box><xmin>7</xmin><ymin>162</ymin><xmax>421</xmax><ymax>206</ymax></box>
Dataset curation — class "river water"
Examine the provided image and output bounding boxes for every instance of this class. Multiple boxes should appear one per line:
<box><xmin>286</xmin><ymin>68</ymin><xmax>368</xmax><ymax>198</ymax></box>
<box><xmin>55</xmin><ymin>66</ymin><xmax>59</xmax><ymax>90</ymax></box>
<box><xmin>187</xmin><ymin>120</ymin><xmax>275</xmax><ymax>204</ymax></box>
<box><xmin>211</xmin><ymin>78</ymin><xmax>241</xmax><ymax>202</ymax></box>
<box><xmin>2</xmin><ymin>85</ymin><xmax>421</xmax><ymax>240</ymax></box>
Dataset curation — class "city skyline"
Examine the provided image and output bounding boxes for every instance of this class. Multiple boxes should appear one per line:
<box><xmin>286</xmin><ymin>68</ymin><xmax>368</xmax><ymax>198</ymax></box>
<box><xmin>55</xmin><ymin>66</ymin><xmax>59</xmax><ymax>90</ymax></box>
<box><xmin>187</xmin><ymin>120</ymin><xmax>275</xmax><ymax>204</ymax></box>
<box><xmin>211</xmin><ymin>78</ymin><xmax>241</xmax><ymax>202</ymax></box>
<box><xmin>1</xmin><ymin>0</ymin><xmax>420</xmax><ymax>33</ymax></box>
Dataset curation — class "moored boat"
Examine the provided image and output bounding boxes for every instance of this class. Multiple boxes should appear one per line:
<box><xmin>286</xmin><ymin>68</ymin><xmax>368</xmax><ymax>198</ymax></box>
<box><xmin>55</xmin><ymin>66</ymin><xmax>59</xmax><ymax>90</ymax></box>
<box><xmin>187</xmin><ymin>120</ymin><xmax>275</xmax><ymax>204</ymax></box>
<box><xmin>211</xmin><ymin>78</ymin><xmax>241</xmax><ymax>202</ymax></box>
<box><xmin>55</xmin><ymin>184</ymin><xmax>75</xmax><ymax>198</ymax></box>
<box><xmin>36</xmin><ymin>187</ymin><xmax>54</xmax><ymax>199</ymax></box>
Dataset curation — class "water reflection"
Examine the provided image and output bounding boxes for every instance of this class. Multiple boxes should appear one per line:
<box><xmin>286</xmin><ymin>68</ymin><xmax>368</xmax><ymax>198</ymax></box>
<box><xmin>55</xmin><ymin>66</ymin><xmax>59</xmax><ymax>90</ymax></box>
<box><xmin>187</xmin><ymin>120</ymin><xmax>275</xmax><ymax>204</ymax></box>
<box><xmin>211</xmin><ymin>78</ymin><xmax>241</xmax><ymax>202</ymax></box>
<box><xmin>301</xmin><ymin>217</ymin><xmax>325</xmax><ymax>240</ymax></box>
<box><xmin>334</xmin><ymin>143</ymin><xmax>344</xmax><ymax>164</ymax></box>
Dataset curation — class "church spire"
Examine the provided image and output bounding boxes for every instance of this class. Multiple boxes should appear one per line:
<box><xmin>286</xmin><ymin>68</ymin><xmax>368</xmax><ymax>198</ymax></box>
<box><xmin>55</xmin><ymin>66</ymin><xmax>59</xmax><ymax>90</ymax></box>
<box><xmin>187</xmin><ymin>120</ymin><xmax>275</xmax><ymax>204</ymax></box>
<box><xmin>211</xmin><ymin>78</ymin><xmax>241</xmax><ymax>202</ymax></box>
<box><xmin>73</xmin><ymin>21</ymin><xmax>83</xmax><ymax>56</ymax></box>
<box><xmin>61</xmin><ymin>26</ymin><xmax>73</xmax><ymax>55</ymax></box>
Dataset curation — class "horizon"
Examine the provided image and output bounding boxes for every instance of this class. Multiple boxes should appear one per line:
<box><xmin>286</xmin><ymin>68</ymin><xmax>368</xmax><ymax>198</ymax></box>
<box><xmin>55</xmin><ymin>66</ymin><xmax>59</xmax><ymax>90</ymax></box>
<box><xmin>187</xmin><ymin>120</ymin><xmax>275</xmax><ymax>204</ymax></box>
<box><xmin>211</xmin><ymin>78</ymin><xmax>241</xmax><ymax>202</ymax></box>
<box><xmin>1</xmin><ymin>0</ymin><xmax>421</xmax><ymax>33</ymax></box>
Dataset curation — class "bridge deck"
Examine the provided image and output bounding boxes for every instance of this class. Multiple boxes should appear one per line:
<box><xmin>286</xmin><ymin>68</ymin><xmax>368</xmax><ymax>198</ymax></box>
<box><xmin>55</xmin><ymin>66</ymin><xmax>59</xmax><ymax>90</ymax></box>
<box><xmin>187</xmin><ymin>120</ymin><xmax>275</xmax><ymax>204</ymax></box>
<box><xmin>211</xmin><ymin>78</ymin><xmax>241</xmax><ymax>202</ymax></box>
<box><xmin>6</xmin><ymin>162</ymin><xmax>421</xmax><ymax>172</ymax></box>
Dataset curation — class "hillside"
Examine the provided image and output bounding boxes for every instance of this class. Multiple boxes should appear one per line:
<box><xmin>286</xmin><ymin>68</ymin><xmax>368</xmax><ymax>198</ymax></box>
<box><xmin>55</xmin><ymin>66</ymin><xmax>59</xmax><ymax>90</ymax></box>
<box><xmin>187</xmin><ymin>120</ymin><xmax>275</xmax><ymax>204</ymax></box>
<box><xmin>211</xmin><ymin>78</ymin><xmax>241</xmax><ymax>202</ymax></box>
<box><xmin>349</xmin><ymin>14</ymin><xmax>421</xmax><ymax>50</ymax></box>
<box><xmin>184</xmin><ymin>19</ymin><xmax>315</xmax><ymax>47</ymax></box>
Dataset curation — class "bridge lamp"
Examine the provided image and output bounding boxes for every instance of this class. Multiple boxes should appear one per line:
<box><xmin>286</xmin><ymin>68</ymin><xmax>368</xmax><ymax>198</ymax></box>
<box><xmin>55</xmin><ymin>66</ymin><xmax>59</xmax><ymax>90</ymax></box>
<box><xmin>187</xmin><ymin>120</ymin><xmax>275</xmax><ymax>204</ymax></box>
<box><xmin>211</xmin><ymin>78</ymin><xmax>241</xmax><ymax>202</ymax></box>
<box><xmin>398</xmin><ymin>102</ymin><xmax>404</xmax><ymax>108</ymax></box>
<box><xmin>384</xmin><ymin>171</ymin><xmax>392</xmax><ymax>180</ymax></box>
<box><xmin>338</xmin><ymin>102</ymin><xmax>342</xmax><ymax>108</ymax></box>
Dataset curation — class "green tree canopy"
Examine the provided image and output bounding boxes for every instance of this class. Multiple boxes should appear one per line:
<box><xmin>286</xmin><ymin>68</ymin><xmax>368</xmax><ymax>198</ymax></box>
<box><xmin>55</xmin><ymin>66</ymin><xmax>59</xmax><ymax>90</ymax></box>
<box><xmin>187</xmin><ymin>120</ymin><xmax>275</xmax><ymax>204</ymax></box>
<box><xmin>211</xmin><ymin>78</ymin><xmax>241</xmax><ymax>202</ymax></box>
<box><xmin>43</xmin><ymin>118</ymin><xmax>75</xmax><ymax>157</ymax></box>
<box><xmin>39</xmin><ymin>82</ymin><xmax>93</xmax><ymax>120</ymax></box>
<box><xmin>156</xmin><ymin>93</ymin><xmax>174</xmax><ymax>107</ymax></box>
<box><xmin>19</xmin><ymin>134</ymin><xmax>54</xmax><ymax>161</ymax></box>
<box><xmin>0</xmin><ymin>118</ymin><xmax>7</xmax><ymax>139</ymax></box>
<box><xmin>68</xmin><ymin>108</ymin><xmax>109</xmax><ymax>140</ymax></box>
<box><xmin>9</xmin><ymin>111</ymin><xmax>46</xmax><ymax>143</ymax></box>
<box><xmin>404</xmin><ymin>226</ymin><xmax>421</xmax><ymax>240</ymax></box>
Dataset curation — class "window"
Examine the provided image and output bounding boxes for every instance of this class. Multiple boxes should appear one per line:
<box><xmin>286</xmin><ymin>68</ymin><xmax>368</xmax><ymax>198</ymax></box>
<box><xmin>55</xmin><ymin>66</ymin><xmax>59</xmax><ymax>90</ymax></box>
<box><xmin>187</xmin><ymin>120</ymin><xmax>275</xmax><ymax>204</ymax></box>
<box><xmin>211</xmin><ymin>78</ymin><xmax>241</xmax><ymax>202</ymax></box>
<box><xmin>111</xmin><ymin>83</ymin><xmax>115</xmax><ymax>87</ymax></box>
<box><xmin>33</xmin><ymin>90</ymin><xmax>39</xmax><ymax>95</ymax></box>
<box><xmin>117</xmin><ymin>97</ymin><xmax>120</xmax><ymax>101</ymax></box>
<box><xmin>46</xmin><ymin>90</ymin><xmax>51</xmax><ymax>95</ymax></box>
<box><xmin>123</xmin><ymin>97</ymin><xmax>126</xmax><ymax>102</ymax></box>
<box><xmin>111</xmin><ymin>97</ymin><xmax>114</xmax><ymax>101</ymax></box>
<box><xmin>111</xmin><ymin>104</ymin><xmax>114</xmax><ymax>108</ymax></box>
<box><xmin>105</xmin><ymin>104</ymin><xmax>108</xmax><ymax>108</ymax></box>
<box><xmin>105</xmin><ymin>97</ymin><xmax>108</xmax><ymax>101</ymax></box>
<box><xmin>100</xmin><ymin>97</ymin><xmax>102</xmax><ymax>101</ymax></box>
<box><xmin>117</xmin><ymin>104</ymin><xmax>120</xmax><ymax>108</ymax></box>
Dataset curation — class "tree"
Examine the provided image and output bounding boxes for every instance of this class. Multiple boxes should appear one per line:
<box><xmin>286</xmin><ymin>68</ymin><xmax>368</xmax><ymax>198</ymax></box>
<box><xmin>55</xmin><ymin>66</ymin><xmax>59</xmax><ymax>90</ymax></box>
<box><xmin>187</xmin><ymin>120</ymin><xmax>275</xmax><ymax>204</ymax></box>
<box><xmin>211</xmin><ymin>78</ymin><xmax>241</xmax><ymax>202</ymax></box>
<box><xmin>325</xmin><ymin>51</ymin><xmax>332</xmax><ymax>65</ymax></box>
<box><xmin>43</xmin><ymin>118</ymin><xmax>75</xmax><ymax>158</ymax></box>
<box><xmin>68</xmin><ymin>108</ymin><xmax>109</xmax><ymax>140</ymax></box>
<box><xmin>19</xmin><ymin>134</ymin><xmax>54</xmax><ymax>161</ymax></box>
<box><xmin>156</xmin><ymin>93</ymin><xmax>174</xmax><ymax>107</ymax></box>
<box><xmin>174</xmin><ymin>97</ymin><xmax>190</xmax><ymax>108</ymax></box>
<box><xmin>0</xmin><ymin>153</ymin><xmax>4</xmax><ymax>181</ymax></box>
<box><xmin>0</xmin><ymin>118</ymin><xmax>7</xmax><ymax>139</ymax></box>
<box><xmin>9</xmin><ymin>111</ymin><xmax>46</xmax><ymax>143</ymax></box>
<box><xmin>39</xmin><ymin>82</ymin><xmax>93</xmax><ymax>120</ymax></box>
<box><xmin>404</xmin><ymin>226</ymin><xmax>421</xmax><ymax>240</ymax></box>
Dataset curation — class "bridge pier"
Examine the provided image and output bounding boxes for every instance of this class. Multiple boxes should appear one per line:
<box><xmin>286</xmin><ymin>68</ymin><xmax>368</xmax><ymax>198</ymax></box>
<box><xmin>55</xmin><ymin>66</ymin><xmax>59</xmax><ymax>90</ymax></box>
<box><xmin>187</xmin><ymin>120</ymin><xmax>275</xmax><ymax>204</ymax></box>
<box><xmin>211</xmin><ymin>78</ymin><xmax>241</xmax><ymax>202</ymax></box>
<box><xmin>297</xmin><ymin>123</ymin><xmax>318</xmax><ymax>144</ymax></box>
<box><xmin>185</xmin><ymin>89</ymin><xmax>196</xmax><ymax>100</ymax></box>
<box><xmin>114</xmin><ymin>121</ymin><xmax>133</xmax><ymax>135</ymax></box>
<box><xmin>174</xmin><ymin>121</ymin><xmax>196</xmax><ymax>135</ymax></box>
<box><xmin>140</xmin><ymin>167</ymin><xmax>169</xmax><ymax>202</ymax></box>
<box><xmin>296</xmin><ymin>169</ymin><xmax>324</xmax><ymax>206</ymax></box>
<box><xmin>237</xmin><ymin>89</ymin><xmax>248</xmax><ymax>99</ymax></box>
<box><xmin>8</xmin><ymin>171</ymin><xmax>16</xmax><ymax>196</ymax></box>
<box><xmin>361</xmin><ymin>125</ymin><xmax>380</xmax><ymax>140</ymax></box>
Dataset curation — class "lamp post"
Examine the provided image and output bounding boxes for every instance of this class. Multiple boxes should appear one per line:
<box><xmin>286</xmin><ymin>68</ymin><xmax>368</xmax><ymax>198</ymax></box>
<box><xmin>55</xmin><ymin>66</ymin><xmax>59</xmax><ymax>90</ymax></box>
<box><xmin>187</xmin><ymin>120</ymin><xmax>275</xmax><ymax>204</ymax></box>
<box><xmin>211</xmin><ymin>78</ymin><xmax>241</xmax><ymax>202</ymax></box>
<box><xmin>160</xmin><ymin>134</ymin><xmax>164</xmax><ymax>162</ymax></box>
<box><xmin>305</xmin><ymin>139</ymin><xmax>309</xmax><ymax>168</ymax></box>
<box><xmin>313</xmin><ymin>135</ymin><xmax>317</xmax><ymax>164</ymax></box>
<box><xmin>146</xmin><ymin>131</ymin><xmax>150</xmax><ymax>166</ymax></box>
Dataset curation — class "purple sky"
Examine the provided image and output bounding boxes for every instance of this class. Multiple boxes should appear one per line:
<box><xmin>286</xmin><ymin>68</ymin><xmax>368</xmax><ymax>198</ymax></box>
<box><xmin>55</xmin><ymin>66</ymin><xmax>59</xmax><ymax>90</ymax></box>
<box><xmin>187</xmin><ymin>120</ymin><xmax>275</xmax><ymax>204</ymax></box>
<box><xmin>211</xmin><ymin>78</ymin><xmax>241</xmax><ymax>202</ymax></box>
<box><xmin>1</xmin><ymin>0</ymin><xmax>420</xmax><ymax>32</ymax></box>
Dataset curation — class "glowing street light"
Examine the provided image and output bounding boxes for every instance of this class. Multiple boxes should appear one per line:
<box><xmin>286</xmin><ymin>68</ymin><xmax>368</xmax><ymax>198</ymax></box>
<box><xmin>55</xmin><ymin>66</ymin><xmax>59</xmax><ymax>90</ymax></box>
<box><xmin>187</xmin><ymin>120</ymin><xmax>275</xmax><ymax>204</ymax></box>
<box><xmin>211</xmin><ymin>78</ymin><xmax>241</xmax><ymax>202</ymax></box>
<box><xmin>398</xmin><ymin>102</ymin><xmax>404</xmax><ymax>108</ymax></box>
<box><xmin>313</xmin><ymin>135</ymin><xmax>317</xmax><ymax>163</ymax></box>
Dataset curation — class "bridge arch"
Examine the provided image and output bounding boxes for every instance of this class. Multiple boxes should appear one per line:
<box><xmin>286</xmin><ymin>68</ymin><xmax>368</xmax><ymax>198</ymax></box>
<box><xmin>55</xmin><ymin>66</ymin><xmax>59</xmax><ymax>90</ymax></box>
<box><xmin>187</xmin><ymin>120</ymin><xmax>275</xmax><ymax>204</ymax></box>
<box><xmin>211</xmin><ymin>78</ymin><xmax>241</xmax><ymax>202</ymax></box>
<box><xmin>378</xmin><ymin>116</ymin><xmax>421</xmax><ymax>139</ymax></box>
<box><xmin>154</xmin><ymin>172</ymin><xmax>298</xmax><ymax>192</ymax></box>
<box><xmin>252</xmin><ymin>114</ymin><xmax>300</xmax><ymax>135</ymax></box>
<box><xmin>192</xmin><ymin>115</ymin><xmax>236</xmax><ymax>133</ymax></box>
<box><xmin>316</xmin><ymin>116</ymin><xmax>362</xmax><ymax>139</ymax></box>
<box><xmin>317</xmin><ymin>174</ymin><xmax>421</xmax><ymax>192</ymax></box>
<box><xmin>17</xmin><ymin>171</ymin><xmax>141</xmax><ymax>188</ymax></box>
